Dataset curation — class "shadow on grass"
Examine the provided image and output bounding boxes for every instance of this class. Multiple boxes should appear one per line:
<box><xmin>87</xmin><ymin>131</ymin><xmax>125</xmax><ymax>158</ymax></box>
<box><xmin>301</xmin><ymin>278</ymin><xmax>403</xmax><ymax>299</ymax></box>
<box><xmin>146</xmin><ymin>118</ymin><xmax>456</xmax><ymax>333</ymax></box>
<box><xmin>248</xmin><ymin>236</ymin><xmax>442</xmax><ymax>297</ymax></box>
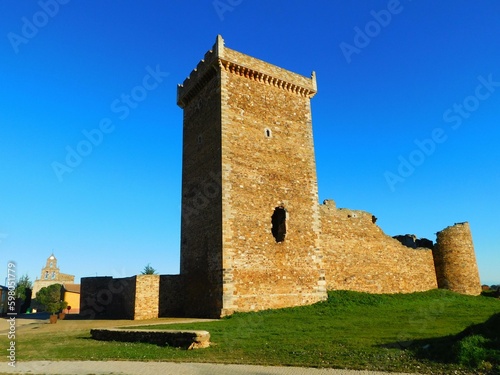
<box><xmin>381</xmin><ymin>313</ymin><xmax>500</xmax><ymax>372</ymax></box>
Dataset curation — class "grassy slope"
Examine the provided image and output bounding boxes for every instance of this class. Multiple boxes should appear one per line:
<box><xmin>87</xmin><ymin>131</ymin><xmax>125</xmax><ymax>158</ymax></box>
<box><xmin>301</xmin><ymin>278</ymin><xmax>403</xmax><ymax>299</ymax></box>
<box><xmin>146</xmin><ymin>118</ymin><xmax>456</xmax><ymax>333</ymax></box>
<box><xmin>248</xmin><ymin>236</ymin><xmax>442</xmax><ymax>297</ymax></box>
<box><xmin>3</xmin><ymin>290</ymin><xmax>500</xmax><ymax>374</ymax></box>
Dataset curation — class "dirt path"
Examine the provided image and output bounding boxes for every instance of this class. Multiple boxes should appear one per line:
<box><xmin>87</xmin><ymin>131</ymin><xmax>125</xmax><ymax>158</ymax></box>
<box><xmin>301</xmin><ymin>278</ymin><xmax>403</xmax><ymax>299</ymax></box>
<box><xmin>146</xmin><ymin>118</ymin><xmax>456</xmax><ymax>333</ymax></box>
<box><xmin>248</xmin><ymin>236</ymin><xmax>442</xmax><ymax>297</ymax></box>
<box><xmin>1</xmin><ymin>360</ymin><xmax>417</xmax><ymax>375</ymax></box>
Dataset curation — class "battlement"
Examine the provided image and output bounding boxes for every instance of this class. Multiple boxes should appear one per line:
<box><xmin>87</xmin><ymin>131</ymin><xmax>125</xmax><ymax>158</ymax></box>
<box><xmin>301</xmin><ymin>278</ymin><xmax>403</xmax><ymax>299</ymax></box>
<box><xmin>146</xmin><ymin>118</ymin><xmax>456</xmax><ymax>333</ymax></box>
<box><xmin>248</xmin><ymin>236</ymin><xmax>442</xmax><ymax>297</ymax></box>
<box><xmin>176</xmin><ymin>36</ymin><xmax>222</xmax><ymax>108</ymax></box>
<box><xmin>321</xmin><ymin>199</ymin><xmax>377</xmax><ymax>224</ymax></box>
<box><xmin>177</xmin><ymin>35</ymin><xmax>317</xmax><ymax>108</ymax></box>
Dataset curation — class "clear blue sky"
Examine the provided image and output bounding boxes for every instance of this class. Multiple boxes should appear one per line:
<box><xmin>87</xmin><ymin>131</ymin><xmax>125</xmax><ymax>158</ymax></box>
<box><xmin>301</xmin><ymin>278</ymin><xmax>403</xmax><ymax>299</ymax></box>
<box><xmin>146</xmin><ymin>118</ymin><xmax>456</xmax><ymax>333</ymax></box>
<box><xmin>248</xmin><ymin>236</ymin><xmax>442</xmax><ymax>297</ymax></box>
<box><xmin>1</xmin><ymin>1</ymin><xmax>499</xmax><ymax>286</ymax></box>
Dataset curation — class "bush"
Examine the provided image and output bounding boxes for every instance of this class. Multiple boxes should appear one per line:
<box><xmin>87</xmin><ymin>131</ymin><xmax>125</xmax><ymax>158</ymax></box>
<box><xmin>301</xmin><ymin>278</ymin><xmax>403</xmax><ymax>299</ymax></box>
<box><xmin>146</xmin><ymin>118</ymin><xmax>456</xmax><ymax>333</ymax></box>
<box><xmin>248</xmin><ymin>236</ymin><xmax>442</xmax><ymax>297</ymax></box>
<box><xmin>455</xmin><ymin>335</ymin><xmax>489</xmax><ymax>367</ymax></box>
<box><xmin>36</xmin><ymin>284</ymin><xmax>67</xmax><ymax>315</ymax></box>
<box><xmin>453</xmin><ymin>314</ymin><xmax>500</xmax><ymax>371</ymax></box>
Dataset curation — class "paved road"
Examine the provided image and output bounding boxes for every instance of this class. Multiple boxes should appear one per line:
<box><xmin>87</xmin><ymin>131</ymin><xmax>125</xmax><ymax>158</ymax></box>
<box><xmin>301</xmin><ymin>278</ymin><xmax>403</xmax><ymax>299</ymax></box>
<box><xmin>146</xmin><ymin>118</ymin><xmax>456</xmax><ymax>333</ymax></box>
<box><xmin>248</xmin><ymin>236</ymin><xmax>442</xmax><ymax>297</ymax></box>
<box><xmin>1</xmin><ymin>361</ymin><xmax>415</xmax><ymax>375</ymax></box>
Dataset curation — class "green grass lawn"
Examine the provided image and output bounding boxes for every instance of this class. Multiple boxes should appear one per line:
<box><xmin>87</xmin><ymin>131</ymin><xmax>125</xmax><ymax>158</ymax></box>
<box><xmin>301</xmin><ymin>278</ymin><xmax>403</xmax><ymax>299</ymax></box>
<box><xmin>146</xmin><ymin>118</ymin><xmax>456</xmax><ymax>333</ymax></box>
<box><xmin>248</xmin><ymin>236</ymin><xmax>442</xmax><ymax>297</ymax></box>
<box><xmin>3</xmin><ymin>289</ymin><xmax>500</xmax><ymax>374</ymax></box>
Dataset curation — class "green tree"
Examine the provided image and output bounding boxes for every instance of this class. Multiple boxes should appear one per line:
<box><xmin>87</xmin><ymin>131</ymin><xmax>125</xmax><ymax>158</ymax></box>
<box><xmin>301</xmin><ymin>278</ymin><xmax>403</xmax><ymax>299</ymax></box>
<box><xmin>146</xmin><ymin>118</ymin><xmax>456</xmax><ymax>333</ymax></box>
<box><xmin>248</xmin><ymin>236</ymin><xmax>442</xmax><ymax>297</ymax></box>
<box><xmin>141</xmin><ymin>263</ymin><xmax>157</xmax><ymax>275</ymax></box>
<box><xmin>36</xmin><ymin>284</ymin><xmax>67</xmax><ymax>315</ymax></box>
<box><xmin>15</xmin><ymin>274</ymin><xmax>33</xmax><ymax>300</ymax></box>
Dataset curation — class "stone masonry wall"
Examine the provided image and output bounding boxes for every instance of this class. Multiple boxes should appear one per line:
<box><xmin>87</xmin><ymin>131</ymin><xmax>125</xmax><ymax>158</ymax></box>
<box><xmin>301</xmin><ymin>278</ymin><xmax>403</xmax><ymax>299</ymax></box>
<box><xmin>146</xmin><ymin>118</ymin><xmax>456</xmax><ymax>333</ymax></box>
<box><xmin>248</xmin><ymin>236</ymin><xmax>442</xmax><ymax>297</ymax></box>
<box><xmin>159</xmin><ymin>275</ymin><xmax>185</xmax><ymax>317</ymax></box>
<box><xmin>133</xmin><ymin>275</ymin><xmax>160</xmax><ymax>320</ymax></box>
<box><xmin>80</xmin><ymin>276</ymin><xmax>136</xmax><ymax>319</ymax></box>
<box><xmin>433</xmin><ymin>222</ymin><xmax>481</xmax><ymax>295</ymax></box>
<box><xmin>222</xmin><ymin>48</ymin><xmax>316</xmax><ymax>92</ymax></box>
<box><xmin>320</xmin><ymin>200</ymin><xmax>438</xmax><ymax>293</ymax></box>
<box><xmin>178</xmin><ymin>57</ymin><xmax>223</xmax><ymax>318</ymax></box>
<box><xmin>219</xmin><ymin>43</ymin><xmax>326</xmax><ymax>314</ymax></box>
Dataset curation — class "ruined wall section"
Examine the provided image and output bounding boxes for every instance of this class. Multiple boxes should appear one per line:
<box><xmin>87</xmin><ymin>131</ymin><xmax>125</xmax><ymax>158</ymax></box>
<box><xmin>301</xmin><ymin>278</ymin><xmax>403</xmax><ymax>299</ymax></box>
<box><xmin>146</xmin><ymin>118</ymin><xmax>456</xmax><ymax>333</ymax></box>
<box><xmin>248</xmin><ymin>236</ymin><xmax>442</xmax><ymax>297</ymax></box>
<box><xmin>433</xmin><ymin>222</ymin><xmax>481</xmax><ymax>295</ymax></box>
<box><xmin>219</xmin><ymin>45</ymin><xmax>326</xmax><ymax>314</ymax></box>
<box><xmin>320</xmin><ymin>200</ymin><xmax>438</xmax><ymax>293</ymax></box>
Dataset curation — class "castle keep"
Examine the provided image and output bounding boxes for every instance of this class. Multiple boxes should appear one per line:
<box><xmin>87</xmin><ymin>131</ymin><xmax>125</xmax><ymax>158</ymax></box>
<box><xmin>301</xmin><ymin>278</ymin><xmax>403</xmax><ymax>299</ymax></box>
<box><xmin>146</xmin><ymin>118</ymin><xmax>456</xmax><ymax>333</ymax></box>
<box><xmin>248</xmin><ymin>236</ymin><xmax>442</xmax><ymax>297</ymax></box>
<box><xmin>177</xmin><ymin>35</ymin><xmax>325</xmax><ymax>317</ymax></box>
<box><xmin>80</xmin><ymin>36</ymin><xmax>481</xmax><ymax>319</ymax></box>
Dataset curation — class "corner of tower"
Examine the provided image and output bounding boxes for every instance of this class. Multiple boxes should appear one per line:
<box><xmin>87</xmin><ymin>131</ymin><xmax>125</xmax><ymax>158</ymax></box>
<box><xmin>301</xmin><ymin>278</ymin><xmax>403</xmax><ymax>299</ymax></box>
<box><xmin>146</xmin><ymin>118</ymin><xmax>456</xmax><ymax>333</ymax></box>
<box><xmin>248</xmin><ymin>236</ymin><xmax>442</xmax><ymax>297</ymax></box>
<box><xmin>214</xmin><ymin>34</ymin><xmax>225</xmax><ymax>58</ymax></box>
<box><xmin>311</xmin><ymin>71</ymin><xmax>317</xmax><ymax>92</ymax></box>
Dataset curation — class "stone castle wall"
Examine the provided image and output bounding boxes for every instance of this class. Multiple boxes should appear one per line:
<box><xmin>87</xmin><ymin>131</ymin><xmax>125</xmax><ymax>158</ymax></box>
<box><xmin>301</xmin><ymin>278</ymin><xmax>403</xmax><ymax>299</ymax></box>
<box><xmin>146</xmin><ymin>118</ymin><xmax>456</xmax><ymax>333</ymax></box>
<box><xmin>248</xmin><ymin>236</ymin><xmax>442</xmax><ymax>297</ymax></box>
<box><xmin>80</xmin><ymin>276</ymin><xmax>136</xmax><ymax>319</ymax></box>
<box><xmin>320</xmin><ymin>200</ymin><xmax>438</xmax><ymax>293</ymax></box>
<box><xmin>172</xmin><ymin>36</ymin><xmax>480</xmax><ymax>318</ymax></box>
<box><xmin>218</xmin><ymin>50</ymin><xmax>326</xmax><ymax>314</ymax></box>
<box><xmin>433</xmin><ymin>222</ymin><xmax>481</xmax><ymax>295</ymax></box>
<box><xmin>178</xmin><ymin>58</ymin><xmax>224</xmax><ymax>318</ymax></box>
<box><xmin>134</xmin><ymin>275</ymin><xmax>160</xmax><ymax>320</ymax></box>
<box><xmin>159</xmin><ymin>275</ymin><xmax>184</xmax><ymax>317</ymax></box>
<box><xmin>80</xmin><ymin>275</ymin><xmax>162</xmax><ymax>320</ymax></box>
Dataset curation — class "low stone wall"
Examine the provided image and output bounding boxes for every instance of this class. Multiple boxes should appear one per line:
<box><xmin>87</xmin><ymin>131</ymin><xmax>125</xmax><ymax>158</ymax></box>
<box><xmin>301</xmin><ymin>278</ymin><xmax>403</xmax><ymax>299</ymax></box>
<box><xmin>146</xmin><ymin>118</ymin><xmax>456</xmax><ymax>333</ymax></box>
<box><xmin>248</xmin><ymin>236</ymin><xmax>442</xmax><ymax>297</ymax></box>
<box><xmin>90</xmin><ymin>328</ymin><xmax>210</xmax><ymax>349</ymax></box>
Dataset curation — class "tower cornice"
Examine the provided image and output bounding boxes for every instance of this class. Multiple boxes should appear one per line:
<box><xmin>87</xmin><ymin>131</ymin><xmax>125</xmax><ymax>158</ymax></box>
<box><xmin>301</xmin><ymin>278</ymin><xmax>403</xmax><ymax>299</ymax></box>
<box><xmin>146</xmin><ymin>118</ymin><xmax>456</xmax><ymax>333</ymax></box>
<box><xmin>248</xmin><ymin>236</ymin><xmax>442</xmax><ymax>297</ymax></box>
<box><xmin>219</xmin><ymin>59</ymin><xmax>316</xmax><ymax>98</ymax></box>
<box><xmin>177</xmin><ymin>35</ymin><xmax>316</xmax><ymax>108</ymax></box>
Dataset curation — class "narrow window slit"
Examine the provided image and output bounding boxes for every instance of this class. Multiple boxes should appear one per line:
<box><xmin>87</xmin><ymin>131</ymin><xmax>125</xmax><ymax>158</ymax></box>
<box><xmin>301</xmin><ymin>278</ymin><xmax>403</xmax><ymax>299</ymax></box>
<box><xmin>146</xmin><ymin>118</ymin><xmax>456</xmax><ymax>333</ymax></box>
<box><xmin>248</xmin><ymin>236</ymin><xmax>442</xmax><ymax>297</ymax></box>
<box><xmin>271</xmin><ymin>206</ymin><xmax>286</xmax><ymax>242</ymax></box>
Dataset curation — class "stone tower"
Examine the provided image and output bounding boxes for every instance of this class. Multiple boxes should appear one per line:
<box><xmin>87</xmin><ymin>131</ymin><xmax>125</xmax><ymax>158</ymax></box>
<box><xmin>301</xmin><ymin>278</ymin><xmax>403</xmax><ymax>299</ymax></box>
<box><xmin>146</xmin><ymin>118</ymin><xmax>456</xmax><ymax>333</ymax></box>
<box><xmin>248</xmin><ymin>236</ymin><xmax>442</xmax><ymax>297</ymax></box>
<box><xmin>177</xmin><ymin>35</ymin><xmax>327</xmax><ymax>318</ymax></box>
<box><xmin>433</xmin><ymin>222</ymin><xmax>481</xmax><ymax>295</ymax></box>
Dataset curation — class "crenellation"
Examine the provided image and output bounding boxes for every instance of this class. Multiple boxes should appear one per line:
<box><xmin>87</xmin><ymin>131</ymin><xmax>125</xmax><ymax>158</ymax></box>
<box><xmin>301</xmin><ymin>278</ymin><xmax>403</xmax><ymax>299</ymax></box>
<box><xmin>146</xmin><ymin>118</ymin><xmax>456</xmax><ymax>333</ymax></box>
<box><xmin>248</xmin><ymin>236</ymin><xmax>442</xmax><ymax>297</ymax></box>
<box><xmin>178</xmin><ymin>34</ymin><xmax>318</xmax><ymax>108</ymax></box>
<box><xmin>177</xmin><ymin>42</ymin><xmax>220</xmax><ymax>108</ymax></box>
